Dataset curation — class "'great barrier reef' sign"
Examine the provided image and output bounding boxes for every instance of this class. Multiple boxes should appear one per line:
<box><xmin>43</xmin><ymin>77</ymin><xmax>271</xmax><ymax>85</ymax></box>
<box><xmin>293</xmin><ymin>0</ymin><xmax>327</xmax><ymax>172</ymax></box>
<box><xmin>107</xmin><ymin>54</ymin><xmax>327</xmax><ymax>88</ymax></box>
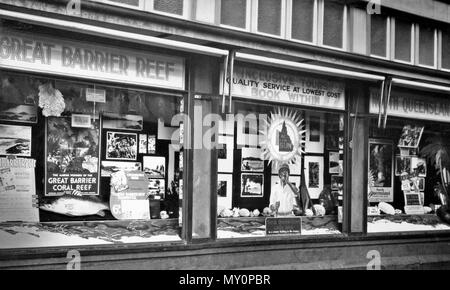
<box><xmin>0</xmin><ymin>29</ymin><xmax>185</xmax><ymax>90</ymax></box>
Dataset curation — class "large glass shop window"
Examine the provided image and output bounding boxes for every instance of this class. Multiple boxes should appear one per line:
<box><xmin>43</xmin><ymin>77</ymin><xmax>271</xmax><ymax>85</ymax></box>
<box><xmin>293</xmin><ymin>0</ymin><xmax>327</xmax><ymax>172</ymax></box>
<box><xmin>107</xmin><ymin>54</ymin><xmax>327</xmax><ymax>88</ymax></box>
<box><xmin>0</xmin><ymin>71</ymin><xmax>183</xmax><ymax>248</ymax></box>
<box><xmin>367</xmin><ymin>91</ymin><xmax>450</xmax><ymax>233</ymax></box>
<box><xmin>216</xmin><ymin>101</ymin><xmax>345</xmax><ymax>239</ymax></box>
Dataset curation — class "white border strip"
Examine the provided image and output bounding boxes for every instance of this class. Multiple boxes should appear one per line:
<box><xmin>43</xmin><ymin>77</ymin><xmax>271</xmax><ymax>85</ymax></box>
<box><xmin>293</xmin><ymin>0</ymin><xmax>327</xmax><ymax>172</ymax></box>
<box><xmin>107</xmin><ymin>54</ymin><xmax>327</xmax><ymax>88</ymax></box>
<box><xmin>392</xmin><ymin>78</ymin><xmax>450</xmax><ymax>93</ymax></box>
<box><xmin>236</xmin><ymin>52</ymin><xmax>385</xmax><ymax>82</ymax></box>
<box><xmin>0</xmin><ymin>9</ymin><xmax>228</xmax><ymax>57</ymax></box>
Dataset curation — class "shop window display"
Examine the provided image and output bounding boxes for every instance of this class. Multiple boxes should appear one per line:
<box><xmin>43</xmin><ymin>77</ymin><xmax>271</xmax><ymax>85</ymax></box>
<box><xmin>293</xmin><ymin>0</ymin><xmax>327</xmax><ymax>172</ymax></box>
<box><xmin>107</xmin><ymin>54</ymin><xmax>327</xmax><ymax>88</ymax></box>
<box><xmin>217</xmin><ymin>101</ymin><xmax>345</xmax><ymax>239</ymax></box>
<box><xmin>367</xmin><ymin>117</ymin><xmax>450</xmax><ymax>233</ymax></box>
<box><xmin>0</xmin><ymin>71</ymin><xmax>183</xmax><ymax>248</ymax></box>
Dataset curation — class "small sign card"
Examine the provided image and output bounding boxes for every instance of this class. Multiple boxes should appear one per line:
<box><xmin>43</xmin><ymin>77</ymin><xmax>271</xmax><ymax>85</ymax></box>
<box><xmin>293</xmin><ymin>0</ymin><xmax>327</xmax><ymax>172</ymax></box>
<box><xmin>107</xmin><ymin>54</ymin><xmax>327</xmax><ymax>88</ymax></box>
<box><xmin>86</xmin><ymin>88</ymin><xmax>106</xmax><ymax>103</ymax></box>
<box><xmin>265</xmin><ymin>217</ymin><xmax>301</xmax><ymax>235</ymax></box>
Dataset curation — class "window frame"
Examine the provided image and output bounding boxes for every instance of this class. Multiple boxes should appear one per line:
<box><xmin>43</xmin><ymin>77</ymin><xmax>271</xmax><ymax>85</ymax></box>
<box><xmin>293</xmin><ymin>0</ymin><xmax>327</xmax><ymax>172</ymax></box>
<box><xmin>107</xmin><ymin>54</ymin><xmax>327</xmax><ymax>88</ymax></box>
<box><xmin>217</xmin><ymin>0</ymin><xmax>252</xmax><ymax>32</ymax></box>
<box><xmin>90</xmin><ymin>0</ymin><xmax>145</xmax><ymax>10</ymax></box>
<box><xmin>317</xmin><ymin>0</ymin><xmax>348</xmax><ymax>52</ymax></box>
<box><xmin>415</xmin><ymin>24</ymin><xmax>438</xmax><ymax>69</ymax></box>
<box><xmin>144</xmin><ymin>0</ymin><xmax>193</xmax><ymax>19</ymax></box>
<box><xmin>438</xmin><ymin>29</ymin><xmax>450</xmax><ymax>72</ymax></box>
<box><xmin>391</xmin><ymin>18</ymin><xmax>415</xmax><ymax>65</ymax></box>
<box><xmin>251</xmin><ymin>0</ymin><xmax>288</xmax><ymax>39</ymax></box>
<box><xmin>286</xmin><ymin>0</ymin><xmax>318</xmax><ymax>45</ymax></box>
<box><xmin>369</xmin><ymin>14</ymin><xmax>391</xmax><ymax>60</ymax></box>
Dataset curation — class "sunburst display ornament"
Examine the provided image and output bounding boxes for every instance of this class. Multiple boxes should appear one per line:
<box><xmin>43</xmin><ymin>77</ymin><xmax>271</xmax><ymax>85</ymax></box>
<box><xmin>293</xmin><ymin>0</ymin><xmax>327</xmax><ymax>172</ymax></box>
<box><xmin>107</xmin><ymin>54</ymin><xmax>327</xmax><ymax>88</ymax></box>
<box><xmin>260</xmin><ymin>108</ymin><xmax>305</xmax><ymax>170</ymax></box>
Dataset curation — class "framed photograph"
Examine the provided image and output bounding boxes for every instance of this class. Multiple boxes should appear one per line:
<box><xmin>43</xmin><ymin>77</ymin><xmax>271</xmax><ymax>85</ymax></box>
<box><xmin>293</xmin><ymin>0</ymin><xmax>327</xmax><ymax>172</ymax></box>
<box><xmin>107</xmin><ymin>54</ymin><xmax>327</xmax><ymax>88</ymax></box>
<box><xmin>0</xmin><ymin>103</ymin><xmax>37</xmax><ymax>123</ymax></box>
<box><xmin>398</xmin><ymin>125</ymin><xmax>424</xmax><ymax>148</ymax></box>
<box><xmin>45</xmin><ymin>117</ymin><xmax>100</xmax><ymax>196</ymax></box>
<box><xmin>101</xmin><ymin>161</ymin><xmax>142</xmax><ymax>177</ymax></box>
<box><xmin>0</xmin><ymin>124</ymin><xmax>31</xmax><ymax>157</ymax></box>
<box><xmin>304</xmin><ymin>156</ymin><xmax>324</xmax><ymax>199</ymax></box>
<box><xmin>241</xmin><ymin>173</ymin><xmax>264</xmax><ymax>198</ymax></box>
<box><xmin>417</xmin><ymin>177</ymin><xmax>425</xmax><ymax>192</ymax></box>
<box><xmin>411</xmin><ymin>157</ymin><xmax>427</xmax><ymax>177</ymax></box>
<box><xmin>71</xmin><ymin>114</ymin><xmax>92</xmax><ymax>128</ymax></box>
<box><xmin>217</xmin><ymin>174</ymin><xmax>232</xmax><ymax>210</ymax></box>
<box><xmin>325</xmin><ymin>133</ymin><xmax>339</xmax><ymax>150</ymax></box>
<box><xmin>148</xmin><ymin>135</ymin><xmax>156</xmax><ymax>154</ymax></box>
<box><xmin>305</xmin><ymin>112</ymin><xmax>324</xmax><ymax>153</ymax></box>
<box><xmin>102</xmin><ymin>112</ymin><xmax>143</xmax><ymax>131</ymax></box>
<box><xmin>106</xmin><ymin>131</ymin><xmax>138</xmax><ymax>160</ymax></box>
<box><xmin>368</xmin><ymin>139</ymin><xmax>394</xmax><ymax>203</ymax></box>
<box><xmin>143</xmin><ymin>156</ymin><xmax>166</xmax><ymax>178</ymax></box>
<box><xmin>139</xmin><ymin>134</ymin><xmax>147</xmax><ymax>154</ymax></box>
<box><xmin>148</xmin><ymin>178</ymin><xmax>165</xmax><ymax>198</ymax></box>
<box><xmin>331</xmin><ymin>175</ymin><xmax>344</xmax><ymax>191</ymax></box>
<box><xmin>241</xmin><ymin>147</ymin><xmax>264</xmax><ymax>171</ymax></box>
<box><xmin>329</xmin><ymin>152</ymin><xmax>340</xmax><ymax>174</ymax></box>
<box><xmin>218</xmin><ymin>135</ymin><xmax>234</xmax><ymax>173</ymax></box>
<box><xmin>395</xmin><ymin>156</ymin><xmax>412</xmax><ymax>176</ymax></box>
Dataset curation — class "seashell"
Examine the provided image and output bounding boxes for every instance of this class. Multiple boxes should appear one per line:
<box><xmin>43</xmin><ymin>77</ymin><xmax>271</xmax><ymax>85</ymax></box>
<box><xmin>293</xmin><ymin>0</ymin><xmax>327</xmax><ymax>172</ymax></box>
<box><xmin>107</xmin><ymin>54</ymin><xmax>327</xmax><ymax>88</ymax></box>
<box><xmin>232</xmin><ymin>207</ymin><xmax>240</xmax><ymax>218</ymax></box>
<box><xmin>253</xmin><ymin>209</ymin><xmax>260</xmax><ymax>217</ymax></box>
<box><xmin>423</xmin><ymin>206</ymin><xmax>432</xmax><ymax>214</ymax></box>
<box><xmin>160</xmin><ymin>211</ymin><xmax>169</xmax><ymax>219</ymax></box>
<box><xmin>394</xmin><ymin>209</ymin><xmax>403</xmax><ymax>215</ymax></box>
<box><xmin>263</xmin><ymin>207</ymin><xmax>272</xmax><ymax>216</ymax></box>
<box><xmin>305</xmin><ymin>209</ymin><xmax>314</xmax><ymax>217</ymax></box>
<box><xmin>378</xmin><ymin>202</ymin><xmax>395</xmax><ymax>215</ymax></box>
<box><xmin>239</xmin><ymin>208</ymin><xmax>250</xmax><ymax>217</ymax></box>
<box><xmin>313</xmin><ymin>204</ymin><xmax>326</xmax><ymax>217</ymax></box>
<box><xmin>220</xmin><ymin>208</ymin><xmax>233</xmax><ymax>218</ymax></box>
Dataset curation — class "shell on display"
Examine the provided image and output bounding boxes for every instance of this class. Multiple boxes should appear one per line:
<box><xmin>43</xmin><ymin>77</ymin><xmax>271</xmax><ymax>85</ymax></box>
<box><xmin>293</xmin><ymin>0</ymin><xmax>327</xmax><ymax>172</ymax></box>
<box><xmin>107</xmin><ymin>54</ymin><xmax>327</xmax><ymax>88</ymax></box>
<box><xmin>232</xmin><ymin>207</ymin><xmax>240</xmax><ymax>218</ymax></box>
<box><xmin>378</xmin><ymin>202</ymin><xmax>395</xmax><ymax>215</ymax></box>
<box><xmin>239</xmin><ymin>208</ymin><xmax>250</xmax><ymax>217</ymax></box>
<box><xmin>313</xmin><ymin>204</ymin><xmax>326</xmax><ymax>217</ymax></box>
<box><xmin>220</xmin><ymin>208</ymin><xmax>233</xmax><ymax>218</ymax></box>
<box><xmin>394</xmin><ymin>209</ymin><xmax>403</xmax><ymax>215</ymax></box>
<box><xmin>160</xmin><ymin>211</ymin><xmax>169</xmax><ymax>219</ymax></box>
<box><xmin>253</xmin><ymin>209</ymin><xmax>260</xmax><ymax>217</ymax></box>
<box><xmin>262</xmin><ymin>207</ymin><xmax>272</xmax><ymax>216</ymax></box>
<box><xmin>423</xmin><ymin>206</ymin><xmax>432</xmax><ymax>214</ymax></box>
<box><xmin>305</xmin><ymin>209</ymin><xmax>314</xmax><ymax>217</ymax></box>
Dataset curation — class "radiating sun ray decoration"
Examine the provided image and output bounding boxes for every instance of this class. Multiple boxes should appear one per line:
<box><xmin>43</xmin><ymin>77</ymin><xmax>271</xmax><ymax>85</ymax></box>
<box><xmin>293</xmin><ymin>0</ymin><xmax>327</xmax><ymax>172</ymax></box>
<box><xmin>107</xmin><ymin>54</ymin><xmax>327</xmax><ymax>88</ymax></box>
<box><xmin>259</xmin><ymin>107</ymin><xmax>305</xmax><ymax>171</ymax></box>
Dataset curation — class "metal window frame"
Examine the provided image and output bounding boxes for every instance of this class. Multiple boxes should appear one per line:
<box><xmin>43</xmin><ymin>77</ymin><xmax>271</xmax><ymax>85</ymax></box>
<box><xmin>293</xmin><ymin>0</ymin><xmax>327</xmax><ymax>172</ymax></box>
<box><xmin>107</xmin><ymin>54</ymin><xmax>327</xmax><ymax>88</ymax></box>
<box><xmin>415</xmin><ymin>24</ymin><xmax>438</xmax><ymax>69</ymax></box>
<box><xmin>318</xmin><ymin>0</ymin><xmax>348</xmax><ymax>51</ymax></box>
<box><xmin>252</xmin><ymin>0</ymin><xmax>287</xmax><ymax>38</ymax></box>
<box><xmin>391</xmin><ymin>17</ymin><xmax>415</xmax><ymax>65</ymax></box>
<box><xmin>145</xmin><ymin>0</ymin><xmax>193</xmax><ymax>19</ymax></box>
<box><xmin>369</xmin><ymin>14</ymin><xmax>391</xmax><ymax>60</ymax></box>
<box><xmin>286</xmin><ymin>0</ymin><xmax>318</xmax><ymax>45</ymax></box>
<box><xmin>216</xmin><ymin>0</ymin><xmax>252</xmax><ymax>31</ymax></box>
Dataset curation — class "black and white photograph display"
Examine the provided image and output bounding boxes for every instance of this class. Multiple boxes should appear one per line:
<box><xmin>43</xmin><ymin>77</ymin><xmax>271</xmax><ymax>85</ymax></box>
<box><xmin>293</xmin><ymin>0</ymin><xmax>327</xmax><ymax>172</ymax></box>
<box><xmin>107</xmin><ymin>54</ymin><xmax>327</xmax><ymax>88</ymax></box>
<box><xmin>106</xmin><ymin>131</ymin><xmax>138</xmax><ymax>160</ymax></box>
<box><xmin>143</xmin><ymin>156</ymin><xmax>166</xmax><ymax>179</ymax></box>
<box><xmin>102</xmin><ymin>113</ymin><xmax>144</xmax><ymax>131</ymax></box>
<box><xmin>0</xmin><ymin>124</ymin><xmax>31</xmax><ymax>156</ymax></box>
<box><xmin>0</xmin><ymin>103</ymin><xmax>37</xmax><ymax>123</ymax></box>
<box><xmin>241</xmin><ymin>173</ymin><xmax>264</xmax><ymax>197</ymax></box>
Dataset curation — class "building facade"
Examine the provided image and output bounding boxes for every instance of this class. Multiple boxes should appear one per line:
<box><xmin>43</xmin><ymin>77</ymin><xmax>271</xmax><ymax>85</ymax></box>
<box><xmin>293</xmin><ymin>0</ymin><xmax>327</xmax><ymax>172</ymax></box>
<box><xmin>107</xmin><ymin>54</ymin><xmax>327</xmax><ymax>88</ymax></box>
<box><xmin>0</xmin><ymin>0</ymin><xmax>450</xmax><ymax>269</ymax></box>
